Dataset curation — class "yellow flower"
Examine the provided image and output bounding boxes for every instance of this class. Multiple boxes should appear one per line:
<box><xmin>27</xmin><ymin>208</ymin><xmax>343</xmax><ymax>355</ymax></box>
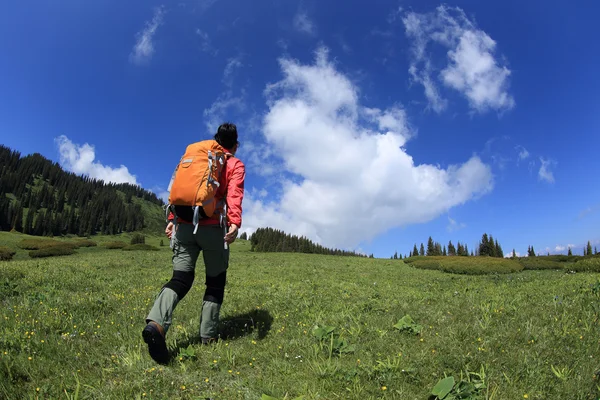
<box><xmin>28</xmin><ymin>357</ymin><xmax>32</xmax><ymax>360</ymax></box>
<box><xmin>213</xmin><ymin>359</ymin><xmax>217</xmax><ymax>363</ymax></box>
<box><xmin>382</xmin><ymin>386</ymin><xmax>387</xmax><ymax>391</ymax></box>
<box><xmin>205</xmin><ymin>378</ymin><xmax>209</xmax><ymax>382</ymax></box>
<box><xmin>523</xmin><ymin>395</ymin><xmax>528</xmax><ymax>399</ymax></box>
<box><xmin>228</xmin><ymin>370</ymin><xmax>233</xmax><ymax>373</ymax></box>
<box><xmin>181</xmin><ymin>385</ymin><xmax>186</xmax><ymax>390</ymax></box>
<box><xmin>36</xmin><ymin>388</ymin><xmax>40</xmax><ymax>392</ymax></box>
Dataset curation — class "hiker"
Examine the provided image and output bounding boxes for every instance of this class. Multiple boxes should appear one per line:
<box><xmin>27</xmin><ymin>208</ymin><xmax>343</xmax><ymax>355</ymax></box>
<box><xmin>142</xmin><ymin>122</ymin><xmax>245</xmax><ymax>364</ymax></box>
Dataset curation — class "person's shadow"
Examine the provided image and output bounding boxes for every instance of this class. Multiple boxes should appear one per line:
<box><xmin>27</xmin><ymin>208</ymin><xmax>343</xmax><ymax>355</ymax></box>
<box><xmin>168</xmin><ymin>309</ymin><xmax>273</xmax><ymax>361</ymax></box>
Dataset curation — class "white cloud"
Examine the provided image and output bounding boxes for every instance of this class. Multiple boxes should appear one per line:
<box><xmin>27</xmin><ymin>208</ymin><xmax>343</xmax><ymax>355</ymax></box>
<box><xmin>203</xmin><ymin>57</ymin><xmax>246</xmax><ymax>134</ymax></box>
<box><xmin>130</xmin><ymin>6</ymin><xmax>165</xmax><ymax>65</ymax></box>
<box><xmin>538</xmin><ymin>157</ymin><xmax>556</xmax><ymax>183</ymax></box>
<box><xmin>403</xmin><ymin>5</ymin><xmax>514</xmax><ymax>113</ymax></box>
<box><xmin>516</xmin><ymin>145</ymin><xmax>529</xmax><ymax>160</ymax></box>
<box><xmin>196</xmin><ymin>29</ymin><xmax>218</xmax><ymax>55</ymax></box>
<box><xmin>504</xmin><ymin>251</ymin><xmax>521</xmax><ymax>258</ymax></box>
<box><xmin>55</xmin><ymin>135</ymin><xmax>138</xmax><ymax>185</ymax></box>
<box><xmin>447</xmin><ymin>216</ymin><xmax>466</xmax><ymax>232</ymax></box>
<box><xmin>555</xmin><ymin>245</ymin><xmax>566</xmax><ymax>252</ymax></box>
<box><xmin>240</xmin><ymin>47</ymin><xmax>493</xmax><ymax>249</ymax></box>
<box><xmin>223</xmin><ymin>56</ymin><xmax>243</xmax><ymax>87</ymax></box>
<box><xmin>203</xmin><ymin>92</ymin><xmax>246</xmax><ymax>134</ymax></box>
<box><xmin>293</xmin><ymin>10</ymin><xmax>316</xmax><ymax>36</ymax></box>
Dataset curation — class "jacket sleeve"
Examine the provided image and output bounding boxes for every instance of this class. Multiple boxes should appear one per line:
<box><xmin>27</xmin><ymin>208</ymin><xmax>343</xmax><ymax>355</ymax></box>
<box><xmin>226</xmin><ymin>159</ymin><xmax>245</xmax><ymax>228</ymax></box>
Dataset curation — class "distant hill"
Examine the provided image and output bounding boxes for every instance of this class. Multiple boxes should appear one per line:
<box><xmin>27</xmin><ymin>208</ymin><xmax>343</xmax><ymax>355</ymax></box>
<box><xmin>0</xmin><ymin>144</ymin><xmax>165</xmax><ymax>237</ymax></box>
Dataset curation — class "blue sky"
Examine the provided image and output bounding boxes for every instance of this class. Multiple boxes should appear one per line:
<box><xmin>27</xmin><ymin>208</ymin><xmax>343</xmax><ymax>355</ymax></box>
<box><xmin>1</xmin><ymin>0</ymin><xmax>599</xmax><ymax>258</ymax></box>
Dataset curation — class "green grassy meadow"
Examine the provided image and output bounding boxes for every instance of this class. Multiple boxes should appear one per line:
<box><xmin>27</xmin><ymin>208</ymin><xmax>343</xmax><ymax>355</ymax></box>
<box><xmin>1</xmin><ymin>231</ymin><xmax>600</xmax><ymax>399</ymax></box>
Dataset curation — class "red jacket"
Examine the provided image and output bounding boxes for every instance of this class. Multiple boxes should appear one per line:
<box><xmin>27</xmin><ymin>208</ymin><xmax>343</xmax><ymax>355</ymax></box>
<box><xmin>168</xmin><ymin>154</ymin><xmax>245</xmax><ymax>228</ymax></box>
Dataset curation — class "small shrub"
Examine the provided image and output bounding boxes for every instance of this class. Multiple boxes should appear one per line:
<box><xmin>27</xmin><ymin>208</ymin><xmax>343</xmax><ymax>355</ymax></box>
<box><xmin>570</xmin><ymin>258</ymin><xmax>600</xmax><ymax>272</ymax></box>
<box><xmin>160</xmin><ymin>239</ymin><xmax>164</xmax><ymax>247</ymax></box>
<box><xmin>18</xmin><ymin>239</ymin><xmax>62</xmax><ymax>250</ymax></box>
<box><xmin>103</xmin><ymin>241</ymin><xmax>127</xmax><ymax>250</ymax></box>
<box><xmin>519</xmin><ymin>258</ymin><xmax>565</xmax><ymax>270</ymax></box>
<box><xmin>29</xmin><ymin>245</ymin><xmax>75</xmax><ymax>258</ymax></box>
<box><xmin>0</xmin><ymin>246</ymin><xmax>16</xmax><ymax>261</ymax></box>
<box><xmin>18</xmin><ymin>239</ymin><xmax>78</xmax><ymax>250</ymax></box>
<box><xmin>122</xmin><ymin>244</ymin><xmax>159</xmax><ymax>251</ymax></box>
<box><xmin>72</xmin><ymin>239</ymin><xmax>97</xmax><ymax>248</ymax></box>
<box><xmin>130</xmin><ymin>234</ymin><xmax>146</xmax><ymax>245</ymax></box>
<box><xmin>405</xmin><ymin>256</ymin><xmax>523</xmax><ymax>275</ymax></box>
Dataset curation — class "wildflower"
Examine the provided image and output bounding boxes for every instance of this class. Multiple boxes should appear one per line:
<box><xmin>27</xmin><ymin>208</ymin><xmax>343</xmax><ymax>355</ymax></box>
<box><xmin>28</xmin><ymin>357</ymin><xmax>32</xmax><ymax>360</ymax></box>
<box><xmin>249</xmin><ymin>362</ymin><xmax>253</xmax><ymax>366</ymax></box>
<box><xmin>204</xmin><ymin>378</ymin><xmax>209</xmax><ymax>382</ymax></box>
<box><xmin>181</xmin><ymin>385</ymin><xmax>186</xmax><ymax>390</ymax></box>
<box><xmin>142</xmin><ymin>393</ymin><xmax>146</xmax><ymax>397</ymax></box>
<box><xmin>213</xmin><ymin>359</ymin><xmax>217</xmax><ymax>363</ymax></box>
<box><xmin>252</xmin><ymin>340</ymin><xmax>257</xmax><ymax>345</ymax></box>
<box><xmin>228</xmin><ymin>370</ymin><xmax>233</xmax><ymax>373</ymax></box>
<box><xmin>382</xmin><ymin>386</ymin><xmax>387</xmax><ymax>391</ymax></box>
<box><xmin>523</xmin><ymin>395</ymin><xmax>528</xmax><ymax>399</ymax></box>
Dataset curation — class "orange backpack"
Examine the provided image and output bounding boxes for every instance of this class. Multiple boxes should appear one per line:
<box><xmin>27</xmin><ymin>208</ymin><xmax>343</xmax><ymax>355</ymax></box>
<box><xmin>166</xmin><ymin>140</ymin><xmax>231</xmax><ymax>227</ymax></box>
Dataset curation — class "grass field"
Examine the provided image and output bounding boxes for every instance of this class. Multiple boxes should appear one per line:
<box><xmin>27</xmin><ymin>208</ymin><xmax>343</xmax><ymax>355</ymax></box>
<box><xmin>1</xmin><ymin>231</ymin><xmax>600</xmax><ymax>399</ymax></box>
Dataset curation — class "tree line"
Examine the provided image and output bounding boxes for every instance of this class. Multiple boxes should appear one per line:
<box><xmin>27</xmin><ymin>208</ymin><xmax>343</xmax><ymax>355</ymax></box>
<box><xmin>393</xmin><ymin>233</ymin><xmax>505</xmax><ymax>259</ymax></box>
<box><xmin>248</xmin><ymin>227</ymin><xmax>371</xmax><ymax>257</ymax></box>
<box><xmin>0</xmin><ymin>145</ymin><xmax>163</xmax><ymax>237</ymax></box>
<box><xmin>521</xmin><ymin>241</ymin><xmax>598</xmax><ymax>257</ymax></box>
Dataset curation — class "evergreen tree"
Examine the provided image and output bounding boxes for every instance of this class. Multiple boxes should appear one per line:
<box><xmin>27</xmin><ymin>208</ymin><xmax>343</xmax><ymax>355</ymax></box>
<box><xmin>12</xmin><ymin>202</ymin><xmax>23</xmax><ymax>232</ymax></box>
<box><xmin>495</xmin><ymin>240</ymin><xmax>503</xmax><ymax>259</ymax></box>
<box><xmin>479</xmin><ymin>233</ymin><xmax>489</xmax><ymax>256</ymax></box>
<box><xmin>464</xmin><ymin>243</ymin><xmax>469</xmax><ymax>257</ymax></box>
<box><xmin>587</xmin><ymin>241</ymin><xmax>593</xmax><ymax>257</ymax></box>
<box><xmin>419</xmin><ymin>243</ymin><xmax>425</xmax><ymax>256</ymax></box>
<box><xmin>23</xmin><ymin>207</ymin><xmax>34</xmax><ymax>235</ymax></box>
<box><xmin>512</xmin><ymin>249</ymin><xmax>517</xmax><ymax>258</ymax></box>
<box><xmin>427</xmin><ymin>236</ymin><xmax>435</xmax><ymax>256</ymax></box>
<box><xmin>568</xmin><ymin>247</ymin><xmax>572</xmax><ymax>256</ymax></box>
<box><xmin>434</xmin><ymin>242</ymin><xmax>442</xmax><ymax>256</ymax></box>
<box><xmin>443</xmin><ymin>245</ymin><xmax>447</xmax><ymax>256</ymax></box>
<box><xmin>448</xmin><ymin>241</ymin><xmax>456</xmax><ymax>256</ymax></box>
<box><xmin>413</xmin><ymin>244</ymin><xmax>419</xmax><ymax>257</ymax></box>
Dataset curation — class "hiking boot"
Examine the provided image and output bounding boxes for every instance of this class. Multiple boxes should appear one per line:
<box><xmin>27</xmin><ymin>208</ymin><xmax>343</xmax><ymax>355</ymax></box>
<box><xmin>201</xmin><ymin>337</ymin><xmax>218</xmax><ymax>345</ymax></box>
<box><xmin>142</xmin><ymin>321</ymin><xmax>169</xmax><ymax>364</ymax></box>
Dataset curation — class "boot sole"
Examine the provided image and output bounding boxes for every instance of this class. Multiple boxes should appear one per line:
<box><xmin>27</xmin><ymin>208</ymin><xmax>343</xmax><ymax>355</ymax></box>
<box><xmin>142</xmin><ymin>325</ymin><xmax>169</xmax><ymax>365</ymax></box>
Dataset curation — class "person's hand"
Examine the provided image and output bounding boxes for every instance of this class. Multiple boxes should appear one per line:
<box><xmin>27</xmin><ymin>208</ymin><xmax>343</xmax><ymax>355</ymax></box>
<box><xmin>165</xmin><ymin>221</ymin><xmax>174</xmax><ymax>239</ymax></box>
<box><xmin>224</xmin><ymin>224</ymin><xmax>239</xmax><ymax>244</ymax></box>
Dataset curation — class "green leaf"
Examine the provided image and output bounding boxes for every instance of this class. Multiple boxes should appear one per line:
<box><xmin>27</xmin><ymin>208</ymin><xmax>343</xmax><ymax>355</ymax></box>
<box><xmin>431</xmin><ymin>376</ymin><xmax>455</xmax><ymax>399</ymax></box>
<box><xmin>312</xmin><ymin>325</ymin><xmax>335</xmax><ymax>340</ymax></box>
<box><xmin>393</xmin><ymin>314</ymin><xmax>423</xmax><ymax>334</ymax></box>
<box><xmin>261</xmin><ymin>395</ymin><xmax>280</xmax><ymax>400</ymax></box>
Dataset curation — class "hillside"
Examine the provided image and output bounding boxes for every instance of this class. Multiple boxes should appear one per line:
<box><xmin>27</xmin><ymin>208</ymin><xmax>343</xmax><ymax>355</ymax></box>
<box><xmin>0</xmin><ymin>144</ymin><xmax>165</xmax><ymax>236</ymax></box>
<box><xmin>1</xmin><ymin>232</ymin><xmax>599</xmax><ymax>399</ymax></box>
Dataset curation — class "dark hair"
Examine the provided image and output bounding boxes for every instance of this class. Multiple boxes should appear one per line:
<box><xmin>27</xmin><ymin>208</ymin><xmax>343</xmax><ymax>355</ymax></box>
<box><xmin>214</xmin><ymin>122</ymin><xmax>238</xmax><ymax>149</ymax></box>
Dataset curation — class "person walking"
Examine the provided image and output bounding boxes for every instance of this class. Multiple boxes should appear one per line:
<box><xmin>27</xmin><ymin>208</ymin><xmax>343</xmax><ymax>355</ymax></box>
<box><xmin>142</xmin><ymin>122</ymin><xmax>245</xmax><ymax>364</ymax></box>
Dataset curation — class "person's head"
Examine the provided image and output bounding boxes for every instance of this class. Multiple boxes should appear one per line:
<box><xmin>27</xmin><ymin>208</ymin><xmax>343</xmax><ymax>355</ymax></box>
<box><xmin>214</xmin><ymin>122</ymin><xmax>239</xmax><ymax>153</ymax></box>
